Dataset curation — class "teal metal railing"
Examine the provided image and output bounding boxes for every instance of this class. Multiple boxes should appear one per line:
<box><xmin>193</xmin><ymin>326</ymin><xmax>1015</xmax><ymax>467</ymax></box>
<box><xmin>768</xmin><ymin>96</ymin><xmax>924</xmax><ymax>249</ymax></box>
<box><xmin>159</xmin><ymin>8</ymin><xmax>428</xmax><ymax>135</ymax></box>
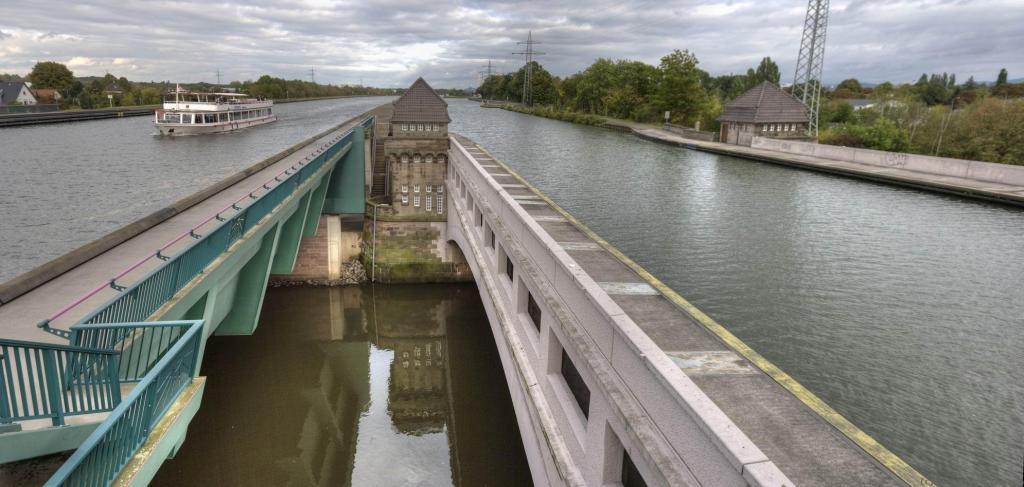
<box><xmin>0</xmin><ymin>339</ymin><xmax>120</xmax><ymax>426</ymax></box>
<box><xmin>38</xmin><ymin>119</ymin><xmax>371</xmax><ymax>339</ymax></box>
<box><xmin>71</xmin><ymin>322</ymin><xmax>193</xmax><ymax>383</ymax></box>
<box><xmin>44</xmin><ymin>320</ymin><xmax>203</xmax><ymax>487</ymax></box>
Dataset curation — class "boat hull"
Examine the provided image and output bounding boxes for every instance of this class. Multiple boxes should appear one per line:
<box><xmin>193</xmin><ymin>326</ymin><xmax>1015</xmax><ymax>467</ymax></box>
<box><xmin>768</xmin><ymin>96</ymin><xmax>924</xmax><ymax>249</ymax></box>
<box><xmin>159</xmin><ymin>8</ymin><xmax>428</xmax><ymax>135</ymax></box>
<box><xmin>156</xmin><ymin>115</ymin><xmax>276</xmax><ymax>136</ymax></box>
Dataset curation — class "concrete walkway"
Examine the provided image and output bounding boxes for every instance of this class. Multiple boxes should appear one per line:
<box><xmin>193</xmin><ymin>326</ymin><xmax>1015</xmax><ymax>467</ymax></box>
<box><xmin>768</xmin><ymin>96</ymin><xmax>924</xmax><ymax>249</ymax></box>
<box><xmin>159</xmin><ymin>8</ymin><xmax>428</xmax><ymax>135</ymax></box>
<box><xmin>634</xmin><ymin>128</ymin><xmax>1024</xmax><ymax>206</ymax></box>
<box><xmin>0</xmin><ymin>113</ymin><xmax>374</xmax><ymax>344</ymax></box>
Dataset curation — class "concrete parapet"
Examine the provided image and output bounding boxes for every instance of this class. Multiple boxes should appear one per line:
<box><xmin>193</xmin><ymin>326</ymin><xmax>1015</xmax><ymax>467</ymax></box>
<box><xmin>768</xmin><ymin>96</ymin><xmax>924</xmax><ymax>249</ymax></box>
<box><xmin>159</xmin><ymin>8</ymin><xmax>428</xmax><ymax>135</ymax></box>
<box><xmin>751</xmin><ymin>137</ymin><xmax>1024</xmax><ymax>186</ymax></box>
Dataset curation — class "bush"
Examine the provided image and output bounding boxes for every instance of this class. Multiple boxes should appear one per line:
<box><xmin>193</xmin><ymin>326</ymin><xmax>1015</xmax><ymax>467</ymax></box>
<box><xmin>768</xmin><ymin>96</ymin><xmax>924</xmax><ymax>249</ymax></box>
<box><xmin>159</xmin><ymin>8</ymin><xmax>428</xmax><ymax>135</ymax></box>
<box><xmin>500</xmin><ymin>104</ymin><xmax>606</xmax><ymax>126</ymax></box>
<box><xmin>820</xmin><ymin>118</ymin><xmax>909</xmax><ymax>152</ymax></box>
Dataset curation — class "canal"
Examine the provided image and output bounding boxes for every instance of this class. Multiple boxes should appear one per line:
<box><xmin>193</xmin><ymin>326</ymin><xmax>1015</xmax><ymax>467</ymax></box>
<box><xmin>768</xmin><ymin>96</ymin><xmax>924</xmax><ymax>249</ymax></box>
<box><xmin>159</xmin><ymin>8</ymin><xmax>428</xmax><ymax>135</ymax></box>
<box><xmin>447</xmin><ymin>100</ymin><xmax>1024</xmax><ymax>487</ymax></box>
<box><xmin>3</xmin><ymin>97</ymin><xmax>1022</xmax><ymax>486</ymax></box>
<box><xmin>151</xmin><ymin>284</ymin><xmax>531</xmax><ymax>486</ymax></box>
<box><xmin>0</xmin><ymin>96</ymin><xmax>393</xmax><ymax>283</ymax></box>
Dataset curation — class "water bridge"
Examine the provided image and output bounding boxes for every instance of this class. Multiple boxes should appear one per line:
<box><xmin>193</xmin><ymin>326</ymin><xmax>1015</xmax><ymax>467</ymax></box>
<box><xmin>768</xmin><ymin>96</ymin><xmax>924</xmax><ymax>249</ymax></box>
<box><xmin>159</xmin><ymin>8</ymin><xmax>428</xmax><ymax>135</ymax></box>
<box><xmin>0</xmin><ymin>109</ymin><xmax>934</xmax><ymax>486</ymax></box>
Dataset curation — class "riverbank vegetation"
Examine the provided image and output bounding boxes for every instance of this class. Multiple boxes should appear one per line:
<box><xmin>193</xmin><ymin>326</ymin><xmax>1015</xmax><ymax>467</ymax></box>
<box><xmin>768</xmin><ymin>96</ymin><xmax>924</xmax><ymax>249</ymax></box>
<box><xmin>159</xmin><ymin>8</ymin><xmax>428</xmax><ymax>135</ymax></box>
<box><xmin>477</xmin><ymin>54</ymin><xmax>1024</xmax><ymax>165</ymax></box>
<box><xmin>4</xmin><ymin>62</ymin><xmax>401</xmax><ymax>110</ymax></box>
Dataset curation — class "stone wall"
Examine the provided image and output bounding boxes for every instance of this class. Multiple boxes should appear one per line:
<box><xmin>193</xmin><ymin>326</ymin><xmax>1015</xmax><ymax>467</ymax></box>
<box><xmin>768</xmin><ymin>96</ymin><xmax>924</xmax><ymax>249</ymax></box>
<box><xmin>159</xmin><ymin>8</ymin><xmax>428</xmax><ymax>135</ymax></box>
<box><xmin>361</xmin><ymin>220</ymin><xmax>472</xmax><ymax>283</ymax></box>
<box><xmin>383</xmin><ymin>132</ymin><xmax>450</xmax><ymax>218</ymax></box>
<box><xmin>751</xmin><ymin>136</ymin><xmax>1024</xmax><ymax>185</ymax></box>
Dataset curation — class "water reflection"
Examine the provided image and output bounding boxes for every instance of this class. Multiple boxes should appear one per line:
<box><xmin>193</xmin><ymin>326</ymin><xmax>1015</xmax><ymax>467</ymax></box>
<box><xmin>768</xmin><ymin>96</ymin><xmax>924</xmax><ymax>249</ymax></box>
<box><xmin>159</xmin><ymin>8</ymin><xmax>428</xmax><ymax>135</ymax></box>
<box><xmin>152</xmin><ymin>284</ymin><xmax>531</xmax><ymax>487</ymax></box>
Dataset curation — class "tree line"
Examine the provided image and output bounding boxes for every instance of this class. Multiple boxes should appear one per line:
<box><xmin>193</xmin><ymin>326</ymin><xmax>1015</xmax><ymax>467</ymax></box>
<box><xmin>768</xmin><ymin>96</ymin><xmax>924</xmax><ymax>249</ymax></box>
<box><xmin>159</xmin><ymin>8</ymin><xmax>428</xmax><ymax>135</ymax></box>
<box><xmin>4</xmin><ymin>61</ymin><xmax>401</xmax><ymax>109</ymax></box>
<box><xmin>476</xmin><ymin>53</ymin><xmax>1023</xmax><ymax>165</ymax></box>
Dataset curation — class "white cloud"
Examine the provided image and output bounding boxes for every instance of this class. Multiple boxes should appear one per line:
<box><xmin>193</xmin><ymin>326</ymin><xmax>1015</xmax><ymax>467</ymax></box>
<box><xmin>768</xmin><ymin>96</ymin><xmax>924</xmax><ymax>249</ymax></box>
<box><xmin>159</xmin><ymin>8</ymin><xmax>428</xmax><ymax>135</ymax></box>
<box><xmin>0</xmin><ymin>0</ymin><xmax>1021</xmax><ymax>87</ymax></box>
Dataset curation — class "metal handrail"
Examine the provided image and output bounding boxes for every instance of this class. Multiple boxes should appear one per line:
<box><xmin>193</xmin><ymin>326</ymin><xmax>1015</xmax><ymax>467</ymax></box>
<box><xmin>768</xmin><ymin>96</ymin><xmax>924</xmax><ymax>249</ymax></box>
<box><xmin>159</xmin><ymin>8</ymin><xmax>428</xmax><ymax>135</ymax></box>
<box><xmin>71</xmin><ymin>321</ymin><xmax>195</xmax><ymax>383</ymax></box>
<box><xmin>44</xmin><ymin>320</ymin><xmax>204</xmax><ymax>487</ymax></box>
<box><xmin>37</xmin><ymin>120</ymin><xmax>369</xmax><ymax>336</ymax></box>
<box><xmin>0</xmin><ymin>339</ymin><xmax>121</xmax><ymax>426</ymax></box>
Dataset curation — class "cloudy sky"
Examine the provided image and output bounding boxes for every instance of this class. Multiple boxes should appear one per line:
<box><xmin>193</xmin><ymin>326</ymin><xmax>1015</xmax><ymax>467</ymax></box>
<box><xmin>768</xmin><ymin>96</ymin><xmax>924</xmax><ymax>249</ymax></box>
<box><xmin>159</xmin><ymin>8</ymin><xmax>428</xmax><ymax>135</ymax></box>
<box><xmin>1</xmin><ymin>0</ymin><xmax>1021</xmax><ymax>88</ymax></box>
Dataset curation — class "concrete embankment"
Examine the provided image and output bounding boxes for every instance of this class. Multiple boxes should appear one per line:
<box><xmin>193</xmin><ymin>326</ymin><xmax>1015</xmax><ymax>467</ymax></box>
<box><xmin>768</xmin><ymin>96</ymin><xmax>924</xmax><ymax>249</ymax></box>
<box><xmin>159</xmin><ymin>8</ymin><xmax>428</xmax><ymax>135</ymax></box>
<box><xmin>634</xmin><ymin>128</ymin><xmax>1024</xmax><ymax>207</ymax></box>
<box><xmin>0</xmin><ymin>106</ymin><xmax>156</xmax><ymax>127</ymax></box>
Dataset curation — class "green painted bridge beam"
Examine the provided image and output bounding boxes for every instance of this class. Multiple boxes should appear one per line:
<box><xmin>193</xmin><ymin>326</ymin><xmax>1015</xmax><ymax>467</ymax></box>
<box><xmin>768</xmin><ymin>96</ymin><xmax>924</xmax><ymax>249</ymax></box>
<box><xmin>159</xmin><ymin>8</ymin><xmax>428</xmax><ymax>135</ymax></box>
<box><xmin>216</xmin><ymin>223</ymin><xmax>281</xmax><ymax>336</ymax></box>
<box><xmin>303</xmin><ymin>172</ymin><xmax>332</xmax><ymax>238</ymax></box>
<box><xmin>271</xmin><ymin>191</ymin><xmax>312</xmax><ymax>274</ymax></box>
<box><xmin>323</xmin><ymin>126</ymin><xmax>365</xmax><ymax>214</ymax></box>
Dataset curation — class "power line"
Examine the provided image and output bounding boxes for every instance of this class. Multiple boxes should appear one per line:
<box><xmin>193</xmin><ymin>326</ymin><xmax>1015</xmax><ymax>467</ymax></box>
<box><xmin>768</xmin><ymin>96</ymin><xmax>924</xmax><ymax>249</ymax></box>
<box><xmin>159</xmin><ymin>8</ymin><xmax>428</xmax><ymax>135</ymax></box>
<box><xmin>513</xmin><ymin>31</ymin><xmax>545</xmax><ymax>105</ymax></box>
<box><xmin>792</xmin><ymin>0</ymin><xmax>830</xmax><ymax>137</ymax></box>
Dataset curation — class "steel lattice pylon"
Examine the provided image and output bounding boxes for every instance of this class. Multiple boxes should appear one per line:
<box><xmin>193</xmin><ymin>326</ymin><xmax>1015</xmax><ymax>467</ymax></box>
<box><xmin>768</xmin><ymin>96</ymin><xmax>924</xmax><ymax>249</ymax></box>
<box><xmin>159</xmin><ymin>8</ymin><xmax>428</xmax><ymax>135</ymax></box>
<box><xmin>792</xmin><ymin>0</ymin><xmax>830</xmax><ymax>137</ymax></box>
<box><xmin>514</xmin><ymin>31</ymin><xmax>544</xmax><ymax>106</ymax></box>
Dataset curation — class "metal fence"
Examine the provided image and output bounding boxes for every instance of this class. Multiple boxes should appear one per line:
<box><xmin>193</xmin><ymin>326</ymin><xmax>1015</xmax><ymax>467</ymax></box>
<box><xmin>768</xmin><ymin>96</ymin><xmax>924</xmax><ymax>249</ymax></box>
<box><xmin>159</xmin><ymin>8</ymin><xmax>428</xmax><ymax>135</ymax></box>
<box><xmin>44</xmin><ymin>320</ymin><xmax>203</xmax><ymax>487</ymax></box>
<box><xmin>0</xmin><ymin>339</ymin><xmax>120</xmax><ymax>426</ymax></box>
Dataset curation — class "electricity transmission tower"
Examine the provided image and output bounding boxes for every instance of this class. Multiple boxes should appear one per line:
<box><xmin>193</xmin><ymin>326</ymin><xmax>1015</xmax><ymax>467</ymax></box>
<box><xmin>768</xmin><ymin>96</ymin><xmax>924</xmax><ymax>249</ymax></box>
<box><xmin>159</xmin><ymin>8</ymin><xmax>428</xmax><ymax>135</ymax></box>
<box><xmin>478</xmin><ymin>59</ymin><xmax>495</xmax><ymax>88</ymax></box>
<box><xmin>513</xmin><ymin>31</ymin><xmax>544</xmax><ymax>105</ymax></box>
<box><xmin>310</xmin><ymin>67</ymin><xmax>316</xmax><ymax>84</ymax></box>
<box><xmin>792</xmin><ymin>0</ymin><xmax>830</xmax><ymax>137</ymax></box>
<box><xmin>216</xmin><ymin>69</ymin><xmax>222</xmax><ymax>86</ymax></box>
<box><xmin>481</xmin><ymin>59</ymin><xmax>495</xmax><ymax>78</ymax></box>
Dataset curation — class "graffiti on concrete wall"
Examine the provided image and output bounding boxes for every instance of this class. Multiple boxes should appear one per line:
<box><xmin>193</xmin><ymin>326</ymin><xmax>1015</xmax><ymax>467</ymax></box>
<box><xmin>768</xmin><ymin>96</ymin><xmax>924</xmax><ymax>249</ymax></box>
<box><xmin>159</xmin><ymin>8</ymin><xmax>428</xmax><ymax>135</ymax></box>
<box><xmin>882</xmin><ymin>152</ymin><xmax>909</xmax><ymax>168</ymax></box>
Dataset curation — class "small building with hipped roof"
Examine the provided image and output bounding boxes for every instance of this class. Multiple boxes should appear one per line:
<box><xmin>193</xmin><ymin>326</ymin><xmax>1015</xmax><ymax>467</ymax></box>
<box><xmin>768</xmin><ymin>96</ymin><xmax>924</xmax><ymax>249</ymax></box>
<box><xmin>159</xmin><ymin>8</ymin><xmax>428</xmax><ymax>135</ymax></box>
<box><xmin>718</xmin><ymin>81</ymin><xmax>810</xmax><ymax>146</ymax></box>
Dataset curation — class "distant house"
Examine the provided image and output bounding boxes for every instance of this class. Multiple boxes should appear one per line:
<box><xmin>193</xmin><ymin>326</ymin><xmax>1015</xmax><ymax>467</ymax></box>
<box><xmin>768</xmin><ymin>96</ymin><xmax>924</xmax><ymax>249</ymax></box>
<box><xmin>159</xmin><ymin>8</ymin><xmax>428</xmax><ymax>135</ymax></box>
<box><xmin>718</xmin><ymin>81</ymin><xmax>809</xmax><ymax>146</ymax></box>
<box><xmin>31</xmin><ymin>88</ymin><xmax>63</xmax><ymax>104</ymax></box>
<box><xmin>0</xmin><ymin>81</ymin><xmax>38</xmax><ymax>106</ymax></box>
<box><xmin>844</xmin><ymin>98</ymin><xmax>875</xmax><ymax>110</ymax></box>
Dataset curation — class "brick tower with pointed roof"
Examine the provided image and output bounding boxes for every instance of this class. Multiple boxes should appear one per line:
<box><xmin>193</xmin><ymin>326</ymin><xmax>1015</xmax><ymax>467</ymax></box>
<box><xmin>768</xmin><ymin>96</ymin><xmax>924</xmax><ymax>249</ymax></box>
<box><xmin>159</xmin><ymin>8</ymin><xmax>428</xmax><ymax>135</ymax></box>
<box><xmin>383</xmin><ymin>77</ymin><xmax>451</xmax><ymax>217</ymax></box>
<box><xmin>718</xmin><ymin>81</ymin><xmax>810</xmax><ymax>145</ymax></box>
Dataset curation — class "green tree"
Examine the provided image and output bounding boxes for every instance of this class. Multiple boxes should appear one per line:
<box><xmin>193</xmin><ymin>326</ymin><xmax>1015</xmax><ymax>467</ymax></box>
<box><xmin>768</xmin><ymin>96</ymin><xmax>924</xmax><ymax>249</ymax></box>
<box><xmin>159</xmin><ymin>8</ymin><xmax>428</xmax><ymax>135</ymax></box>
<box><xmin>653</xmin><ymin>49</ymin><xmax>710</xmax><ymax>125</ymax></box>
<box><xmin>27</xmin><ymin>61</ymin><xmax>74</xmax><ymax>92</ymax></box>
<box><xmin>833</xmin><ymin>78</ymin><xmax>863</xmax><ymax>98</ymax></box>
<box><xmin>745</xmin><ymin>57</ymin><xmax>781</xmax><ymax>87</ymax></box>
<box><xmin>995</xmin><ymin>68</ymin><xmax>1008</xmax><ymax>87</ymax></box>
<box><xmin>139</xmin><ymin>87</ymin><xmax>161</xmax><ymax>105</ymax></box>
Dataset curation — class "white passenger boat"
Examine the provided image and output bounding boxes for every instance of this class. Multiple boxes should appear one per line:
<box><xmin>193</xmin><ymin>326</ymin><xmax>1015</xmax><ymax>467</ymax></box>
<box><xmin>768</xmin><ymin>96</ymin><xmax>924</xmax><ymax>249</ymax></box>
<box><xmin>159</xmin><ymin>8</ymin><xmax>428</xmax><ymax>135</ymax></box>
<box><xmin>154</xmin><ymin>89</ymin><xmax>275</xmax><ymax>136</ymax></box>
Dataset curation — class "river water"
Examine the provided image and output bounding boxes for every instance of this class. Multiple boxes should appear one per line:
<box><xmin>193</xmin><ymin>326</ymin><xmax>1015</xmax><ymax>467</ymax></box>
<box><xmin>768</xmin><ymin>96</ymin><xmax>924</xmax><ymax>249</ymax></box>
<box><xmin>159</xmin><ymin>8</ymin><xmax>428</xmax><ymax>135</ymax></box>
<box><xmin>0</xmin><ymin>96</ymin><xmax>392</xmax><ymax>283</ymax></box>
<box><xmin>446</xmin><ymin>99</ymin><xmax>1024</xmax><ymax>486</ymax></box>
<box><xmin>151</xmin><ymin>285</ymin><xmax>531</xmax><ymax>486</ymax></box>
<box><xmin>2</xmin><ymin>97</ymin><xmax>1022</xmax><ymax>486</ymax></box>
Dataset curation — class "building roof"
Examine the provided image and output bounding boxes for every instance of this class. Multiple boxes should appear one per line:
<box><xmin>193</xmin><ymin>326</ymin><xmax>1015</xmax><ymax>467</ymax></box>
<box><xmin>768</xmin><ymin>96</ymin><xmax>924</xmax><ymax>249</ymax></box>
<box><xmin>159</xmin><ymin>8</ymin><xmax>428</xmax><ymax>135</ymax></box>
<box><xmin>32</xmin><ymin>88</ymin><xmax>61</xmax><ymax>100</ymax></box>
<box><xmin>719</xmin><ymin>81</ymin><xmax>809</xmax><ymax>124</ymax></box>
<box><xmin>0</xmin><ymin>81</ymin><xmax>32</xmax><ymax>106</ymax></box>
<box><xmin>391</xmin><ymin>77</ymin><xmax>450</xmax><ymax>123</ymax></box>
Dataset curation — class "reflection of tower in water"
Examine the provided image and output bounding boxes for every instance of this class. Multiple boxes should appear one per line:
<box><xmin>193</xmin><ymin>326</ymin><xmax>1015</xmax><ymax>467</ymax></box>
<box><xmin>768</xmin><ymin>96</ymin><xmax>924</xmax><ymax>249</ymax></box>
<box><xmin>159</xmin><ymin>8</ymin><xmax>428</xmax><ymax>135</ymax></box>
<box><xmin>368</xmin><ymin>286</ymin><xmax>452</xmax><ymax>436</ymax></box>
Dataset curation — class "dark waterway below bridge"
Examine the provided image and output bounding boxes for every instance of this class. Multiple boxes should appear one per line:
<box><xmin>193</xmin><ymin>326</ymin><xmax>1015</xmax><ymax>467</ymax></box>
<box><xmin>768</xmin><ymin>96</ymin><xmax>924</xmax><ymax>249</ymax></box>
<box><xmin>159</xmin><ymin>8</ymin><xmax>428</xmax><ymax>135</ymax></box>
<box><xmin>446</xmin><ymin>99</ymin><xmax>1024</xmax><ymax>487</ymax></box>
<box><xmin>151</xmin><ymin>284</ymin><xmax>532</xmax><ymax>487</ymax></box>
